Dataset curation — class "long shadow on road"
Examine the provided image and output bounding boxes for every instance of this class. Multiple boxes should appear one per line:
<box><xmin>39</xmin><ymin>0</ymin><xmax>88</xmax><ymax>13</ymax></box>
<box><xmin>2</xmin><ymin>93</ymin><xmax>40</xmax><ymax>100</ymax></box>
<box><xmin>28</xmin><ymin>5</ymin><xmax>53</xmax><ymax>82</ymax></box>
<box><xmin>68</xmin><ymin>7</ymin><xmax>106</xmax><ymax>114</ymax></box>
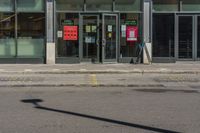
<box><xmin>21</xmin><ymin>99</ymin><xmax>181</xmax><ymax>133</ymax></box>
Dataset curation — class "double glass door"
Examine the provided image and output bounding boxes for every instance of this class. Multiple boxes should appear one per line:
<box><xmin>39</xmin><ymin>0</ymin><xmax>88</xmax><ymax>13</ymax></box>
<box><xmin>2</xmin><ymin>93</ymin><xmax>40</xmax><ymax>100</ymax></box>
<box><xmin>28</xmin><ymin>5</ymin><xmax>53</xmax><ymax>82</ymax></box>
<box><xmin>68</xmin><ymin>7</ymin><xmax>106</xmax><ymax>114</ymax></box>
<box><xmin>177</xmin><ymin>15</ymin><xmax>200</xmax><ymax>60</ymax></box>
<box><xmin>80</xmin><ymin>14</ymin><xmax>118</xmax><ymax>63</ymax></box>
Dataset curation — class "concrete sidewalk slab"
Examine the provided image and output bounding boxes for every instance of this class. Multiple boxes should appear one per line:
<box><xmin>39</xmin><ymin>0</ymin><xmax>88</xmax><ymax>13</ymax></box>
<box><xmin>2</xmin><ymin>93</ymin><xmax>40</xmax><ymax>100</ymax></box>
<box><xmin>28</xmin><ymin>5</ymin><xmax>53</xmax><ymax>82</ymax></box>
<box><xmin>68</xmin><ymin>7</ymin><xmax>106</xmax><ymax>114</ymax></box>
<box><xmin>0</xmin><ymin>62</ymin><xmax>200</xmax><ymax>74</ymax></box>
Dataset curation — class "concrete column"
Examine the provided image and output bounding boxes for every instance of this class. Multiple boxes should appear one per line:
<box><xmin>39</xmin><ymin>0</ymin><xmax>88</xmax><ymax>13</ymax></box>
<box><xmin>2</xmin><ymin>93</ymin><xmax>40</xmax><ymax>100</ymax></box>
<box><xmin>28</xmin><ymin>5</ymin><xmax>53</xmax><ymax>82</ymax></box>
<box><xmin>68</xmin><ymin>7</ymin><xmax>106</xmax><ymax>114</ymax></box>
<box><xmin>143</xmin><ymin>0</ymin><xmax>152</xmax><ymax>64</ymax></box>
<box><xmin>46</xmin><ymin>0</ymin><xmax>55</xmax><ymax>64</ymax></box>
<box><xmin>143</xmin><ymin>43</ymin><xmax>152</xmax><ymax>64</ymax></box>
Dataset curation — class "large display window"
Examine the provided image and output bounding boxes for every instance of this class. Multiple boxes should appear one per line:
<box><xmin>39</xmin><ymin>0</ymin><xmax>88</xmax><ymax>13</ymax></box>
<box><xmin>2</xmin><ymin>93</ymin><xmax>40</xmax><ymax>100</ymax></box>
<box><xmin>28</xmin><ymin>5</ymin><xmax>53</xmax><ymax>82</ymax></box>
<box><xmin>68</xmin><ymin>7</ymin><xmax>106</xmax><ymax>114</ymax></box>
<box><xmin>120</xmin><ymin>13</ymin><xmax>142</xmax><ymax>58</ymax></box>
<box><xmin>0</xmin><ymin>0</ymin><xmax>45</xmax><ymax>63</ymax></box>
<box><xmin>56</xmin><ymin>13</ymin><xmax>79</xmax><ymax>58</ymax></box>
<box><xmin>153</xmin><ymin>14</ymin><xmax>174</xmax><ymax>57</ymax></box>
<box><xmin>0</xmin><ymin>13</ymin><xmax>15</xmax><ymax>57</ymax></box>
<box><xmin>17</xmin><ymin>13</ymin><xmax>45</xmax><ymax>57</ymax></box>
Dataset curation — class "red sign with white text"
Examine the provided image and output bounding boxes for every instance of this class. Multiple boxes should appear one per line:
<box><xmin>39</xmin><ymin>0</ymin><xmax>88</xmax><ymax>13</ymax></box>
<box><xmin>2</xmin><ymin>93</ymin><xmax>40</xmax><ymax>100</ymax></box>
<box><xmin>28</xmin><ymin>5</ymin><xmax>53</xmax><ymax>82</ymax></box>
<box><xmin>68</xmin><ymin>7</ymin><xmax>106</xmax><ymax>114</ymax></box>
<box><xmin>126</xmin><ymin>26</ymin><xmax>138</xmax><ymax>42</ymax></box>
<box><xmin>63</xmin><ymin>26</ymin><xmax>78</xmax><ymax>41</ymax></box>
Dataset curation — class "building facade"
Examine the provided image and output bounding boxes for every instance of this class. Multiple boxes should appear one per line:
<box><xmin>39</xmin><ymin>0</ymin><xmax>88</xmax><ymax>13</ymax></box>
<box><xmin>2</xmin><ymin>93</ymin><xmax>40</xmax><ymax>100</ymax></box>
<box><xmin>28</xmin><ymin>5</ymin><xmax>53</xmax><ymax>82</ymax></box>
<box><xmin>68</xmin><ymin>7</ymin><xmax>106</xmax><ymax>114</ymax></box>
<box><xmin>0</xmin><ymin>0</ymin><xmax>199</xmax><ymax>64</ymax></box>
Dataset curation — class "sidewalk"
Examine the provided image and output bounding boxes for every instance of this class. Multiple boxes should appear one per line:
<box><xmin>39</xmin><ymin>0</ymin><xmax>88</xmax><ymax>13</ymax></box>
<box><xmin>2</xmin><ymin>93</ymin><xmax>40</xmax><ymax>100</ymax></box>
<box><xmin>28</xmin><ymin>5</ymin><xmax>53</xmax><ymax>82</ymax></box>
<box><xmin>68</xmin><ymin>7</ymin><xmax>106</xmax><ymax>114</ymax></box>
<box><xmin>0</xmin><ymin>62</ymin><xmax>200</xmax><ymax>74</ymax></box>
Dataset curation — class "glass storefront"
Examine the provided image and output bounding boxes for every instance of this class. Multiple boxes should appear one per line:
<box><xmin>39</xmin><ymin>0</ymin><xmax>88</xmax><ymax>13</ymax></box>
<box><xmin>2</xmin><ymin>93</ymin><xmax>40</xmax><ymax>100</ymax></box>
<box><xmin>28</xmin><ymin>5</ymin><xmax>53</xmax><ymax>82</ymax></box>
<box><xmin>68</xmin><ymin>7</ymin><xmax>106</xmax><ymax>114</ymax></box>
<box><xmin>0</xmin><ymin>0</ymin><xmax>45</xmax><ymax>63</ymax></box>
<box><xmin>120</xmin><ymin>13</ymin><xmax>142</xmax><ymax>58</ymax></box>
<box><xmin>153</xmin><ymin>14</ymin><xmax>174</xmax><ymax>57</ymax></box>
<box><xmin>178</xmin><ymin>16</ymin><xmax>193</xmax><ymax>59</ymax></box>
<box><xmin>0</xmin><ymin>13</ymin><xmax>15</xmax><ymax>57</ymax></box>
<box><xmin>153</xmin><ymin>0</ymin><xmax>200</xmax><ymax>62</ymax></box>
<box><xmin>56</xmin><ymin>0</ymin><xmax>143</xmax><ymax>63</ymax></box>
<box><xmin>56</xmin><ymin>13</ymin><xmax>79</xmax><ymax>58</ymax></box>
<box><xmin>17</xmin><ymin>13</ymin><xmax>45</xmax><ymax>57</ymax></box>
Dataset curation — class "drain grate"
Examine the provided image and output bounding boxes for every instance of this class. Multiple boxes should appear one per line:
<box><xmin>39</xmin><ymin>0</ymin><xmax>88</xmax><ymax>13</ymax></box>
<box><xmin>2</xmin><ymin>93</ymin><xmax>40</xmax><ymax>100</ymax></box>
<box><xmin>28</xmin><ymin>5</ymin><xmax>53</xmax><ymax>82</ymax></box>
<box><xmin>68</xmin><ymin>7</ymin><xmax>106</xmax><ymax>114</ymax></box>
<box><xmin>0</xmin><ymin>77</ymin><xmax>44</xmax><ymax>82</ymax></box>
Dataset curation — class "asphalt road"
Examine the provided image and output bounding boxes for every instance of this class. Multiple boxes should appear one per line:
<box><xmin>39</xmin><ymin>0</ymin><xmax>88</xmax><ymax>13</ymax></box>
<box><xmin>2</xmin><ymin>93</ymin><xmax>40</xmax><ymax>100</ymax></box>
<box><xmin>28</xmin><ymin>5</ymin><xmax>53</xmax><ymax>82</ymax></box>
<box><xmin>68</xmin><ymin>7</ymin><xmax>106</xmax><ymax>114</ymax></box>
<box><xmin>0</xmin><ymin>86</ymin><xmax>199</xmax><ymax>133</ymax></box>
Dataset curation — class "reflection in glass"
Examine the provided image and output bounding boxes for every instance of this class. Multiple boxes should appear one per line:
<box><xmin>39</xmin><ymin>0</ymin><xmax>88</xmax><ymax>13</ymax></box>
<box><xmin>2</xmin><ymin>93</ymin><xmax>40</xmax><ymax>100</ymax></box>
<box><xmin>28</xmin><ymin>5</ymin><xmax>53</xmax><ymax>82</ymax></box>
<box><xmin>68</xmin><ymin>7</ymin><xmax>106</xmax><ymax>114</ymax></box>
<box><xmin>17</xmin><ymin>0</ymin><xmax>44</xmax><ymax>12</ymax></box>
<box><xmin>86</xmin><ymin>0</ymin><xmax>112</xmax><ymax>11</ymax></box>
<box><xmin>17</xmin><ymin>13</ymin><xmax>45</xmax><ymax>57</ymax></box>
<box><xmin>0</xmin><ymin>13</ymin><xmax>15</xmax><ymax>56</ymax></box>
<box><xmin>0</xmin><ymin>0</ymin><xmax>14</xmax><ymax>12</ymax></box>
<box><xmin>57</xmin><ymin>13</ymin><xmax>79</xmax><ymax>57</ymax></box>
<box><xmin>56</xmin><ymin>0</ymin><xmax>83</xmax><ymax>11</ymax></box>
<box><xmin>178</xmin><ymin>16</ymin><xmax>193</xmax><ymax>59</ymax></box>
<box><xmin>153</xmin><ymin>0</ymin><xmax>178</xmax><ymax>11</ymax></box>
<box><xmin>115</xmin><ymin>0</ymin><xmax>141</xmax><ymax>11</ymax></box>
<box><xmin>153</xmin><ymin>14</ymin><xmax>174</xmax><ymax>57</ymax></box>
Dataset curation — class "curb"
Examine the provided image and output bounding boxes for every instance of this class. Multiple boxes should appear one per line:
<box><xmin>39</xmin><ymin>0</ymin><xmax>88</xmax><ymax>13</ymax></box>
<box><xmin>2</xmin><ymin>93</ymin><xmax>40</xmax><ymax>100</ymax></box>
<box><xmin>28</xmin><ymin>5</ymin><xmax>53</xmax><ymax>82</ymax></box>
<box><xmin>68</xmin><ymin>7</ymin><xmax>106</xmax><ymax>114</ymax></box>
<box><xmin>0</xmin><ymin>70</ymin><xmax>200</xmax><ymax>74</ymax></box>
<box><xmin>0</xmin><ymin>84</ymin><xmax>164</xmax><ymax>88</ymax></box>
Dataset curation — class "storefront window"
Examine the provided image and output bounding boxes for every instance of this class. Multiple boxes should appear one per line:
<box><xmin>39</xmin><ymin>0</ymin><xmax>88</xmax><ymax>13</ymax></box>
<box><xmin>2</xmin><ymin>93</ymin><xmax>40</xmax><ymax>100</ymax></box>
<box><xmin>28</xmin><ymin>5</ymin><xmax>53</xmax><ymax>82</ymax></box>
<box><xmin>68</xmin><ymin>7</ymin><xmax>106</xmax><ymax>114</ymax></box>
<box><xmin>17</xmin><ymin>13</ymin><xmax>45</xmax><ymax>57</ymax></box>
<box><xmin>120</xmin><ymin>13</ymin><xmax>142</xmax><ymax>57</ymax></box>
<box><xmin>0</xmin><ymin>0</ymin><xmax>14</xmax><ymax>12</ymax></box>
<box><xmin>115</xmin><ymin>0</ymin><xmax>141</xmax><ymax>11</ymax></box>
<box><xmin>86</xmin><ymin>0</ymin><xmax>113</xmax><ymax>11</ymax></box>
<box><xmin>0</xmin><ymin>13</ymin><xmax>15</xmax><ymax>57</ymax></box>
<box><xmin>56</xmin><ymin>0</ymin><xmax>84</xmax><ymax>11</ymax></box>
<box><xmin>17</xmin><ymin>0</ymin><xmax>44</xmax><ymax>12</ymax></box>
<box><xmin>57</xmin><ymin>13</ymin><xmax>79</xmax><ymax>57</ymax></box>
<box><xmin>153</xmin><ymin>14</ymin><xmax>174</xmax><ymax>57</ymax></box>
<box><xmin>181</xmin><ymin>0</ymin><xmax>200</xmax><ymax>11</ymax></box>
<box><xmin>153</xmin><ymin>0</ymin><xmax>178</xmax><ymax>11</ymax></box>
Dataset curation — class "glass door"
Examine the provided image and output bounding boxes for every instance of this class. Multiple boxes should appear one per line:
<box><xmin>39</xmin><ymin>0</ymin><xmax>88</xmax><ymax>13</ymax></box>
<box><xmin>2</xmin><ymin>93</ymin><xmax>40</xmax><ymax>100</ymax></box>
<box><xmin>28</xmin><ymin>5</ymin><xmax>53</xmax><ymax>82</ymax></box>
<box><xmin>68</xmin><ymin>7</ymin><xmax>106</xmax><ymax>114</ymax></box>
<box><xmin>178</xmin><ymin>16</ymin><xmax>194</xmax><ymax>59</ymax></box>
<box><xmin>81</xmin><ymin>15</ymin><xmax>99</xmax><ymax>62</ymax></box>
<box><xmin>102</xmin><ymin>14</ymin><xmax>118</xmax><ymax>62</ymax></box>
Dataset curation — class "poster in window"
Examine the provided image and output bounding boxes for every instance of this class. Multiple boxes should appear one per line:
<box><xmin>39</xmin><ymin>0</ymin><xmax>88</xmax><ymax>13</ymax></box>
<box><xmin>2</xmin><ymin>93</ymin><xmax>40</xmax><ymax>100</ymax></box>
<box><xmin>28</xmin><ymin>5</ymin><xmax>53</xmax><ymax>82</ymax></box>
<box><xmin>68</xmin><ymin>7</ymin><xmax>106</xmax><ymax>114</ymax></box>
<box><xmin>126</xmin><ymin>26</ymin><xmax>138</xmax><ymax>42</ymax></box>
<box><xmin>63</xmin><ymin>26</ymin><xmax>78</xmax><ymax>41</ymax></box>
<box><xmin>86</xmin><ymin>25</ymin><xmax>91</xmax><ymax>33</ymax></box>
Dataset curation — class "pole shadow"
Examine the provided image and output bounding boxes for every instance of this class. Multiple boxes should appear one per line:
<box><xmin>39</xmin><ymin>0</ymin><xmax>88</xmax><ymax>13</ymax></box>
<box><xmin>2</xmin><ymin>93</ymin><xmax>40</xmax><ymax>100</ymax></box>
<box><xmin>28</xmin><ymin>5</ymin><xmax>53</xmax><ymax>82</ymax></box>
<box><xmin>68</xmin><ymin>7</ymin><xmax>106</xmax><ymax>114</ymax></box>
<box><xmin>21</xmin><ymin>99</ymin><xmax>181</xmax><ymax>133</ymax></box>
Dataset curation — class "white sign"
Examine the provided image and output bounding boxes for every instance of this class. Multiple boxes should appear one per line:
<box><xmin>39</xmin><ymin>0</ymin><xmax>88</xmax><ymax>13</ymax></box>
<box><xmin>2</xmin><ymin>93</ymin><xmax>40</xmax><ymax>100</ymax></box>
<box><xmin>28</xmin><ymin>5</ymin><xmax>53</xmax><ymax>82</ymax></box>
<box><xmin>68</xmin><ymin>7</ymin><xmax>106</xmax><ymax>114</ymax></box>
<box><xmin>108</xmin><ymin>25</ymin><xmax>112</xmax><ymax>32</ymax></box>
<box><xmin>121</xmin><ymin>25</ymin><xmax>126</xmax><ymax>31</ymax></box>
<box><xmin>57</xmin><ymin>31</ymin><xmax>63</xmax><ymax>38</ymax></box>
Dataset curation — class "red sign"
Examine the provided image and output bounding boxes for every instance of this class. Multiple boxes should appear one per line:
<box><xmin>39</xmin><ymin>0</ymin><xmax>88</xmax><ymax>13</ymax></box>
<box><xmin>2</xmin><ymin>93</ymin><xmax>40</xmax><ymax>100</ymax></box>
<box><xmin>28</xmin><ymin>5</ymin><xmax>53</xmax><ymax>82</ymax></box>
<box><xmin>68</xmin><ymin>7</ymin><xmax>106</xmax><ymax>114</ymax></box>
<box><xmin>63</xmin><ymin>26</ymin><xmax>78</xmax><ymax>41</ymax></box>
<box><xmin>126</xmin><ymin>26</ymin><xmax>138</xmax><ymax>42</ymax></box>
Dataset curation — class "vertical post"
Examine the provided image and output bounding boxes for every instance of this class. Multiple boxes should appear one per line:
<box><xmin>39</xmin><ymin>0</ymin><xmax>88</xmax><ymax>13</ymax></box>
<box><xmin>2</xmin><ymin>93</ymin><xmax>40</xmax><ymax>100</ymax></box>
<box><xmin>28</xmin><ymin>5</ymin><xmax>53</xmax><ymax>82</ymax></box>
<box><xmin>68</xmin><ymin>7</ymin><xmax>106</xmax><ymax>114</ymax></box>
<box><xmin>15</xmin><ymin>0</ymin><xmax>18</xmax><ymax>59</ymax></box>
<box><xmin>46</xmin><ymin>0</ymin><xmax>55</xmax><ymax>64</ymax></box>
<box><xmin>143</xmin><ymin>0</ymin><xmax>152</xmax><ymax>64</ymax></box>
